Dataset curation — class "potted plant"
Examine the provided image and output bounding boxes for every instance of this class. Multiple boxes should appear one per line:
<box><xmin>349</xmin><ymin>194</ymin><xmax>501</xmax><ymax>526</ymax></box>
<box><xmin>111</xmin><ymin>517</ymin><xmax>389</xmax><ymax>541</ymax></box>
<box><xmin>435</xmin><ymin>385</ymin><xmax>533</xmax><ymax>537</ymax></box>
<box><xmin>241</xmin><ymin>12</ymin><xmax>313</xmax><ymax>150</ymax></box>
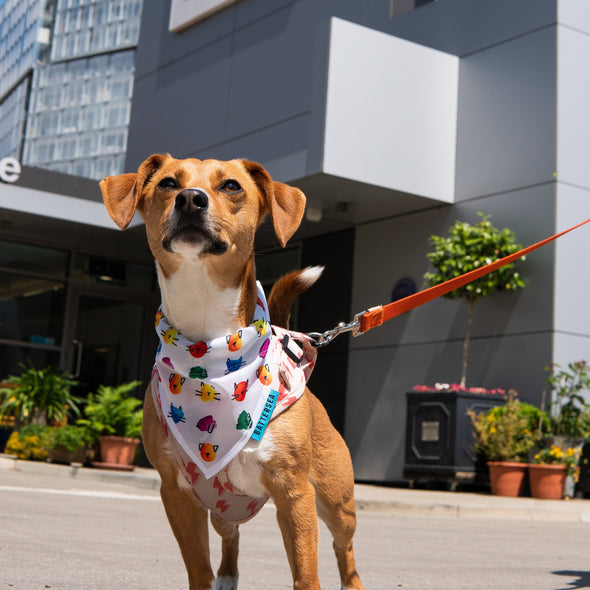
<box><xmin>78</xmin><ymin>381</ymin><xmax>142</xmax><ymax>470</ymax></box>
<box><xmin>543</xmin><ymin>360</ymin><xmax>590</xmax><ymax>496</ymax></box>
<box><xmin>545</xmin><ymin>361</ymin><xmax>590</xmax><ymax>441</ymax></box>
<box><xmin>46</xmin><ymin>424</ymin><xmax>93</xmax><ymax>465</ymax></box>
<box><xmin>468</xmin><ymin>391</ymin><xmax>541</xmax><ymax>496</ymax></box>
<box><xmin>529</xmin><ymin>445</ymin><xmax>580</xmax><ymax>499</ymax></box>
<box><xmin>0</xmin><ymin>361</ymin><xmax>80</xmax><ymax>429</ymax></box>
<box><xmin>424</xmin><ymin>213</ymin><xmax>525</xmax><ymax>387</ymax></box>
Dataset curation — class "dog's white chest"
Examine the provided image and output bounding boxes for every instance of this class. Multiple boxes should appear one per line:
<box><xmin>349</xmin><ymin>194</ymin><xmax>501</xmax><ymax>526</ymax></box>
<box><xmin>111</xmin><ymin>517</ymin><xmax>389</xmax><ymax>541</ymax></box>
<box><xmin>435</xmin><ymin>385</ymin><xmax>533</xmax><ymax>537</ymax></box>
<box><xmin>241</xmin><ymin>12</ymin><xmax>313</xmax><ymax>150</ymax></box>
<box><xmin>157</xmin><ymin>260</ymin><xmax>242</xmax><ymax>342</ymax></box>
<box><xmin>226</xmin><ymin>433</ymin><xmax>275</xmax><ymax>499</ymax></box>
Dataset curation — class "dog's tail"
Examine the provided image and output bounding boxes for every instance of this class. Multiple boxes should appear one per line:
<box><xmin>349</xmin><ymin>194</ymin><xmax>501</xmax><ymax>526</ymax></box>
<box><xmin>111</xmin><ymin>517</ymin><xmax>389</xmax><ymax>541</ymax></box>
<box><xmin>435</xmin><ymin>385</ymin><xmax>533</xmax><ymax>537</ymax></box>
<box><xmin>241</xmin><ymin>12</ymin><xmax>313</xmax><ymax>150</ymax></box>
<box><xmin>268</xmin><ymin>266</ymin><xmax>324</xmax><ymax>329</ymax></box>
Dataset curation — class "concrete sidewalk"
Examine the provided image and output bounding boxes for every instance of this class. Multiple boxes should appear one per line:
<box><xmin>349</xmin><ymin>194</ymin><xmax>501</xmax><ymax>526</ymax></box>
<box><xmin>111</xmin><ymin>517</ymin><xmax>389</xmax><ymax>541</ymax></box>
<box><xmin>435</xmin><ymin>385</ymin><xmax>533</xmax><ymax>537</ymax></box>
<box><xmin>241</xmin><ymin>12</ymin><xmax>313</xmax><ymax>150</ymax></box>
<box><xmin>2</xmin><ymin>454</ymin><xmax>590</xmax><ymax>523</ymax></box>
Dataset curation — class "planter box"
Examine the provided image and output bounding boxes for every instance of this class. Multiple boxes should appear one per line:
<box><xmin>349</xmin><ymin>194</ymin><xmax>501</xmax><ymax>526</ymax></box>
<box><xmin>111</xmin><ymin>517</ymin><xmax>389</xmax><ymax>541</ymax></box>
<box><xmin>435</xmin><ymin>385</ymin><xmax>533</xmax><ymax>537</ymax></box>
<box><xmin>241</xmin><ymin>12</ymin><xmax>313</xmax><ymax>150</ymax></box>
<box><xmin>47</xmin><ymin>445</ymin><xmax>87</xmax><ymax>465</ymax></box>
<box><xmin>404</xmin><ymin>390</ymin><xmax>505</xmax><ymax>487</ymax></box>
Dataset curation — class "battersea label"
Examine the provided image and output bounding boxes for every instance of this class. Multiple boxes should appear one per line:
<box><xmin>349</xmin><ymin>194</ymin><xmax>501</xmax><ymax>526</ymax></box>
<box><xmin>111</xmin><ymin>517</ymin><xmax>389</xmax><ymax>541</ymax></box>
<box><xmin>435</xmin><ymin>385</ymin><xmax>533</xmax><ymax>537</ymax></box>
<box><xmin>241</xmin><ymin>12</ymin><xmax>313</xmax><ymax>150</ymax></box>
<box><xmin>251</xmin><ymin>390</ymin><xmax>278</xmax><ymax>441</ymax></box>
<box><xmin>421</xmin><ymin>421</ymin><xmax>440</xmax><ymax>442</ymax></box>
<box><xmin>0</xmin><ymin>157</ymin><xmax>21</xmax><ymax>184</ymax></box>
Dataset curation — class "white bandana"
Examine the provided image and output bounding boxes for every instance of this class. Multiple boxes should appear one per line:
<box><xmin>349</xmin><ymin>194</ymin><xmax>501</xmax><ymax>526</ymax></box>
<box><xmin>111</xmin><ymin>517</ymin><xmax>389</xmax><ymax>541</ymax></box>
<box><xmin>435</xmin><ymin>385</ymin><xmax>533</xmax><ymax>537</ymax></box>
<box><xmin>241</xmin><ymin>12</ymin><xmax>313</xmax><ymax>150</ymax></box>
<box><xmin>152</xmin><ymin>282</ymin><xmax>313</xmax><ymax>480</ymax></box>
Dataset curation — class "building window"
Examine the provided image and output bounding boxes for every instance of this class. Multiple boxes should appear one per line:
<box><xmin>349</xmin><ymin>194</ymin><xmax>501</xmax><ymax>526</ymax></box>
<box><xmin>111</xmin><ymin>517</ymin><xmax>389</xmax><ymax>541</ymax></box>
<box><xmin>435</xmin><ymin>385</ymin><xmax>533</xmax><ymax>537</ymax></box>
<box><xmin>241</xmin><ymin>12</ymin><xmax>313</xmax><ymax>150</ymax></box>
<box><xmin>0</xmin><ymin>240</ymin><xmax>68</xmax><ymax>353</ymax></box>
<box><xmin>23</xmin><ymin>49</ymin><xmax>136</xmax><ymax>179</ymax></box>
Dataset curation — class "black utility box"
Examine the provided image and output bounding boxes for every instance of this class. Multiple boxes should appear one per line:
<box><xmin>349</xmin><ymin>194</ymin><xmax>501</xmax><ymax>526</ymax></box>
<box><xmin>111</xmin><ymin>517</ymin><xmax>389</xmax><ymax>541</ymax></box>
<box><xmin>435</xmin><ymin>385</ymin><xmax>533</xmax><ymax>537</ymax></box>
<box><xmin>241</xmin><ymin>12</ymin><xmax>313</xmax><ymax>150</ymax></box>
<box><xmin>404</xmin><ymin>390</ymin><xmax>505</xmax><ymax>487</ymax></box>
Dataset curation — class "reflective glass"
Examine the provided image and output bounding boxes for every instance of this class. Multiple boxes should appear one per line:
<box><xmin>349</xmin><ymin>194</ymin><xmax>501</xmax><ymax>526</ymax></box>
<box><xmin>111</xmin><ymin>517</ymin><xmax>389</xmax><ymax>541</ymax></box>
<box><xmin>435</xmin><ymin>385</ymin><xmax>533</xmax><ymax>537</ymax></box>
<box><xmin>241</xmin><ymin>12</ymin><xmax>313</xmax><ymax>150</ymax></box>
<box><xmin>0</xmin><ymin>271</ymin><xmax>66</xmax><ymax>345</ymax></box>
<box><xmin>73</xmin><ymin>254</ymin><xmax>154</xmax><ymax>290</ymax></box>
<box><xmin>0</xmin><ymin>240</ymin><xmax>69</xmax><ymax>277</ymax></box>
<box><xmin>0</xmin><ymin>345</ymin><xmax>61</xmax><ymax>382</ymax></box>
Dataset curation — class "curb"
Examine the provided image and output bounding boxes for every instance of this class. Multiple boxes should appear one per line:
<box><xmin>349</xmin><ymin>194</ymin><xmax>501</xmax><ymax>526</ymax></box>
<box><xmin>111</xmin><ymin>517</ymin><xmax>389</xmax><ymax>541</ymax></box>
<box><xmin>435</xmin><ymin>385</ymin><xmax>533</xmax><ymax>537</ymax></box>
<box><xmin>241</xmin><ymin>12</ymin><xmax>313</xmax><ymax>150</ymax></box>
<box><xmin>0</xmin><ymin>454</ymin><xmax>161</xmax><ymax>490</ymax></box>
<box><xmin>2</xmin><ymin>455</ymin><xmax>590</xmax><ymax>522</ymax></box>
<box><xmin>354</xmin><ymin>485</ymin><xmax>590</xmax><ymax>523</ymax></box>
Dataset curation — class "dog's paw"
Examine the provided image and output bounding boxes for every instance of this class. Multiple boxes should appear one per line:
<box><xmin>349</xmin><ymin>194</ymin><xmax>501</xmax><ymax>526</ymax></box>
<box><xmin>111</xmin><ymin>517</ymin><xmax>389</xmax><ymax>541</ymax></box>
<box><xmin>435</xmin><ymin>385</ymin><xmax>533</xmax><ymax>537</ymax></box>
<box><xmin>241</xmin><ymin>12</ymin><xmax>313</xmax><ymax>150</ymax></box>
<box><xmin>216</xmin><ymin>576</ymin><xmax>238</xmax><ymax>590</ymax></box>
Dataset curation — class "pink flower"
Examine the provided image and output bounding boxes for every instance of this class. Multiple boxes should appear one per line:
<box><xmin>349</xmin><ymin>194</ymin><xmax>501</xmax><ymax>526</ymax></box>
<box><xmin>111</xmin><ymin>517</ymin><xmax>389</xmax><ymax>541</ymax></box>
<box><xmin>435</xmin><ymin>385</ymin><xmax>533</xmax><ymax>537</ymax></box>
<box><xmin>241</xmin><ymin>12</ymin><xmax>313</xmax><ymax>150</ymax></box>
<box><xmin>412</xmin><ymin>384</ymin><xmax>506</xmax><ymax>395</ymax></box>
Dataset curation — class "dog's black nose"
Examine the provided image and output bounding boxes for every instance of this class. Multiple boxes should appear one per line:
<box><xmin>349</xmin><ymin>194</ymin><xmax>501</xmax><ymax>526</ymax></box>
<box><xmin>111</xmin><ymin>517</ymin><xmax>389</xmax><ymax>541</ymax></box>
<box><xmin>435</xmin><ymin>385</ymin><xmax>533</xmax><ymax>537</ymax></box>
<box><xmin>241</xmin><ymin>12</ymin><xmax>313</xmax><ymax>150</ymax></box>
<box><xmin>175</xmin><ymin>189</ymin><xmax>208</xmax><ymax>214</ymax></box>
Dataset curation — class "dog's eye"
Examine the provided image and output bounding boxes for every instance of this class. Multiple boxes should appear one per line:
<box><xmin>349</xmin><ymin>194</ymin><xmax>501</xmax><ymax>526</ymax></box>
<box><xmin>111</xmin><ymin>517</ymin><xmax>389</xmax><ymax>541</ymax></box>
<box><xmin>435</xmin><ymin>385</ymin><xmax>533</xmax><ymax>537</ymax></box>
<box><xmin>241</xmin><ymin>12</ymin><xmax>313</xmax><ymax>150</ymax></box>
<box><xmin>221</xmin><ymin>179</ymin><xmax>242</xmax><ymax>193</ymax></box>
<box><xmin>158</xmin><ymin>177</ymin><xmax>178</xmax><ymax>190</ymax></box>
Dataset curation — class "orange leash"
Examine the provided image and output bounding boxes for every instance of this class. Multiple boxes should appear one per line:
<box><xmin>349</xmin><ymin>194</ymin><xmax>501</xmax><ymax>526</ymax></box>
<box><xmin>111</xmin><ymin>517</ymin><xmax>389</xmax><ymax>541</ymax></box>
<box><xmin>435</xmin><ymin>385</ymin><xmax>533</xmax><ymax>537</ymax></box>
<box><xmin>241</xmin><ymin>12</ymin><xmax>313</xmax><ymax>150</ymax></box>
<box><xmin>308</xmin><ymin>217</ymin><xmax>590</xmax><ymax>347</ymax></box>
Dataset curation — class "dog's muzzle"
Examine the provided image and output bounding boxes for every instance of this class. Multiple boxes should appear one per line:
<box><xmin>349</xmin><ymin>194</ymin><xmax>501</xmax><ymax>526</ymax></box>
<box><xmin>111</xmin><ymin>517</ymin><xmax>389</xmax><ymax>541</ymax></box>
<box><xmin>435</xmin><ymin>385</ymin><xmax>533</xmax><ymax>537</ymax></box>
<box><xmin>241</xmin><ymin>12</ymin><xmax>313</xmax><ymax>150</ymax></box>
<box><xmin>162</xmin><ymin>188</ymin><xmax>228</xmax><ymax>255</ymax></box>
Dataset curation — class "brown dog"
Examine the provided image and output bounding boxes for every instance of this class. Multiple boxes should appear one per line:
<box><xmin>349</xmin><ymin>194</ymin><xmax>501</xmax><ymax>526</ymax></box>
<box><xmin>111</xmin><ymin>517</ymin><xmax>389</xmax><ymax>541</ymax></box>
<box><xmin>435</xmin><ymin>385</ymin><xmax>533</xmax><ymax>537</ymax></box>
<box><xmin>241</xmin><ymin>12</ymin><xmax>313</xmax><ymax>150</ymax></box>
<box><xmin>100</xmin><ymin>155</ymin><xmax>363</xmax><ymax>590</ymax></box>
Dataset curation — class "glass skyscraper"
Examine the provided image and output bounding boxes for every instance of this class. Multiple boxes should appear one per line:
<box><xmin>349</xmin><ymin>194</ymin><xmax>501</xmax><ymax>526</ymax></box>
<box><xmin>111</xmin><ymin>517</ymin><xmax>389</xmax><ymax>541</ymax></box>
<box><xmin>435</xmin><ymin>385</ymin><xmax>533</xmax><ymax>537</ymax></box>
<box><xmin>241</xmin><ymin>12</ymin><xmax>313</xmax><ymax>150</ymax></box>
<box><xmin>0</xmin><ymin>0</ymin><xmax>142</xmax><ymax>179</ymax></box>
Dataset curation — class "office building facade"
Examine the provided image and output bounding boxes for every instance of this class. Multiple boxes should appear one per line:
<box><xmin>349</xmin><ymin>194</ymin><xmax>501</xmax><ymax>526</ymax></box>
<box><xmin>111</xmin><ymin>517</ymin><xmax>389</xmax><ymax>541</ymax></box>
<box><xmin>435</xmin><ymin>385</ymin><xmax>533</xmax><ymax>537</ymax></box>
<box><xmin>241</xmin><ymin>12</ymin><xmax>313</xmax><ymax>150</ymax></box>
<box><xmin>0</xmin><ymin>0</ymin><xmax>142</xmax><ymax>179</ymax></box>
<box><xmin>0</xmin><ymin>0</ymin><xmax>152</xmax><ymax>399</ymax></box>
<box><xmin>126</xmin><ymin>0</ymin><xmax>590</xmax><ymax>482</ymax></box>
<box><xmin>1</xmin><ymin>0</ymin><xmax>589</xmax><ymax>482</ymax></box>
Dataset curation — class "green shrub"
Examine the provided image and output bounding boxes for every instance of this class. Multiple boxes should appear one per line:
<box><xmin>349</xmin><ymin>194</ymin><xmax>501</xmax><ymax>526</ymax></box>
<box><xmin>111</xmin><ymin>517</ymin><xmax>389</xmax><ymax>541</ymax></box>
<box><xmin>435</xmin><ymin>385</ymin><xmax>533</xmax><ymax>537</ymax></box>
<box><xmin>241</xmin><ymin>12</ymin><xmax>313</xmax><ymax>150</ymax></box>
<box><xmin>5</xmin><ymin>425</ymin><xmax>49</xmax><ymax>461</ymax></box>
<box><xmin>47</xmin><ymin>424</ymin><xmax>93</xmax><ymax>451</ymax></box>
<box><xmin>0</xmin><ymin>362</ymin><xmax>80</xmax><ymax>428</ymax></box>
<box><xmin>468</xmin><ymin>391</ymin><xmax>538</xmax><ymax>462</ymax></box>
<box><xmin>546</xmin><ymin>361</ymin><xmax>590</xmax><ymax>439</ymax></box>
<box><xmin>78</xmin><ymin>381</ymin><xmax>143</xmax><ymax>439</ymax></box>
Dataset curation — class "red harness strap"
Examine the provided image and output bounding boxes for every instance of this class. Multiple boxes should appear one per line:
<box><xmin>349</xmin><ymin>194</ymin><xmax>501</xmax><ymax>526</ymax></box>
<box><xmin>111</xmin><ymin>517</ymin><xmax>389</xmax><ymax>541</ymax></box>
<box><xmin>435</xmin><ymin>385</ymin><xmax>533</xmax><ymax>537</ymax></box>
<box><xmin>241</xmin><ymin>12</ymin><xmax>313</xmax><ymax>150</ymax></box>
<box><xmin>358</xmin><ymin>217</ymin><xmax>590</xmax><ymax>335</ymax></box>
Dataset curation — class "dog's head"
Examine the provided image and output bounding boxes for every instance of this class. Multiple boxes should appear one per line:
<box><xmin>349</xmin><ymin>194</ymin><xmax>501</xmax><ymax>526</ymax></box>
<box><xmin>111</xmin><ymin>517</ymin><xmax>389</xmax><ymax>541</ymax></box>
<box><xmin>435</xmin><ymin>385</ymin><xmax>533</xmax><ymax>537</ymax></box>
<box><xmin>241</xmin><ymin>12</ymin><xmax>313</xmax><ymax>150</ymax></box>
<box><xmin>100</xmin><ymin>154</ymin><xmax>306</xmax><ymax>276</ymax></box>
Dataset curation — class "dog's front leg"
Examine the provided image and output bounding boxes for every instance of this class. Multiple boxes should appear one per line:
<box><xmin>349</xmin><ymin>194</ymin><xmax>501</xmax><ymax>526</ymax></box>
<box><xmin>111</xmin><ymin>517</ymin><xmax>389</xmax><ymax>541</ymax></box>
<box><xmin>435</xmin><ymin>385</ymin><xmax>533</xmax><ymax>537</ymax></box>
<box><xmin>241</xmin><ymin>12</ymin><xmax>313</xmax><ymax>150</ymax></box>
<box><xmin>267</xmin><ymin>475</ymin><xmax>321</xmax><ymax>590</ymax></box>
<box><xmin>143</xmin><ymin>392</ymin><xmax>216</xmax><ymax>590</ymax></box>
<box><xmin>210</xmin><ymin>514</ymin><xmax>239</xmax><ymax>590</ymax></box>
<box><xmin>159</xmin><ymin>471</ymin><xmax>216</xmax><ymax>590</ymax></box>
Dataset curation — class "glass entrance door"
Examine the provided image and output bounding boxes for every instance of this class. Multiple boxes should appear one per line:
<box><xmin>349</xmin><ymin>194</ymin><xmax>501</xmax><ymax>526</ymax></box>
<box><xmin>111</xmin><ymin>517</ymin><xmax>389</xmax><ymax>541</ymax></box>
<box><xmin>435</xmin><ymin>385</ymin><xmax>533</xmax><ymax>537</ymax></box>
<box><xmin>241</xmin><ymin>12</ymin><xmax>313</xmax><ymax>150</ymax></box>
<box><xmin>66</xmin><ymin>286</ymin><xmax>156</xmax><ymax>397</ymax></box>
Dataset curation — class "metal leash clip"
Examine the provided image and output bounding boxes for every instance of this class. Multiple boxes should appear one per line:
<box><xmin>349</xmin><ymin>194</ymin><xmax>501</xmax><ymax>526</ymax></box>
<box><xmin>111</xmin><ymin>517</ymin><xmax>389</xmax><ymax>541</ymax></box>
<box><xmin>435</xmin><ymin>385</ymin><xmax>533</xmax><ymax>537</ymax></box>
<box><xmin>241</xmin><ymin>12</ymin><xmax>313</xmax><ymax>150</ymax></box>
<box><xmin>307</xmin><ymin>311</ymin><xmax>366</xmax><ymax>348</ymax></box>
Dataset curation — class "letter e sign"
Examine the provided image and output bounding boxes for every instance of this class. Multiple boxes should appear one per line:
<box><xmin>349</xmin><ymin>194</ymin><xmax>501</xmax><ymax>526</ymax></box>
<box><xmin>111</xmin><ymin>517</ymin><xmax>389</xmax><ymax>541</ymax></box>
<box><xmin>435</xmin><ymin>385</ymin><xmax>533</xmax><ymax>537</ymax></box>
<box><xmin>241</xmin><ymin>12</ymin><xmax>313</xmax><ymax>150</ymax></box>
<box><xmin>0</xmin><ymin>157</ymin><xmax>21</xmax><ymax>184</ymax></box>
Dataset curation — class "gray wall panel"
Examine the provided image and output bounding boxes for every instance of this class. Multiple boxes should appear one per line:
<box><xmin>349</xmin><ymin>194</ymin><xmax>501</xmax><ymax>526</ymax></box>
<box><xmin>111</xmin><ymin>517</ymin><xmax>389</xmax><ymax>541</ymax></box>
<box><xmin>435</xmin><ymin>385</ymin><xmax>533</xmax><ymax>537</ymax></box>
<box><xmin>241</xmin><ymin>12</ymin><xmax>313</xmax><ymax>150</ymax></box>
<box><xmin>455</xmin><ymin>26</ymin><xmax>557</xmax><ymax>201</ymax></box>
<box><xmin>235</xmin><ymin>0</ymin><xmax>301</xmax><ymax>28</ymax></box>
<box><xmin>227</xmin><ymin>3</ymin><xmax>314</xmax><ymax>138</ymax></box>
<box><xmin>127</xmin><ymin>37</ymin><xmax>233</xmax><ymax>168</ymax></box>
<box><xmin>557</xmin><ymin>25</ymin><xmax>590</xmax><ymax>189</ymax></box>
<box><xmin>376</xmin><ymin>0</ymin><xmax>556</xmax><ymax>57</ymax></box>
<box><xmin>190</xmin><ymin>112</ymin><xmax>311</xmax><ymax>182</ymax></box>
<box><xmin>134</xmin><ymin>1</ymin><xmax>236</xmax><ymax>79</ymax></box>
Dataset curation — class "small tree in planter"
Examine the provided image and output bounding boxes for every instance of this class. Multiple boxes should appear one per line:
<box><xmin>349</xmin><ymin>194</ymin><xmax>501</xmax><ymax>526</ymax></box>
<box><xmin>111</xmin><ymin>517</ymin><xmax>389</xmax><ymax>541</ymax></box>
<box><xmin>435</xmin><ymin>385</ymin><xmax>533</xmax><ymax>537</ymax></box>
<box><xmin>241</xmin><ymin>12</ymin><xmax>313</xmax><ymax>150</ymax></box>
<box><xmin>424</xmin><ymin>213</ymin><xmax>525</xmax><ymax>387</ymax></box>
<box><xmin>78</xmin><ymin>381</ymin><xmax>142</xmax><ymax>469</ymax></box>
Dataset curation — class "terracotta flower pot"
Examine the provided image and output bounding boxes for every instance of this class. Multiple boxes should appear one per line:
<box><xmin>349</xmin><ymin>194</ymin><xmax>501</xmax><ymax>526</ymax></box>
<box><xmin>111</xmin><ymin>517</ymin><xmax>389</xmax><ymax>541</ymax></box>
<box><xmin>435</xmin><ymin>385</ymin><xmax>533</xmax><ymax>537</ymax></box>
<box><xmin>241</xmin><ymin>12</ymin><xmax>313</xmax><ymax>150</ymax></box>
<box><xmin>94</xmin><ymin>435</ymin><xmax>140</xmax><ymax>471</ymax></box>
<box><xmin>529</xmin><ymin>464</ymin><xmax>566</xmax><ymax>500</ymax></box>
<box><xmin>487</xmin><ymin>461</ymin><xmax>528</xmax><ymax>497</ymax></box>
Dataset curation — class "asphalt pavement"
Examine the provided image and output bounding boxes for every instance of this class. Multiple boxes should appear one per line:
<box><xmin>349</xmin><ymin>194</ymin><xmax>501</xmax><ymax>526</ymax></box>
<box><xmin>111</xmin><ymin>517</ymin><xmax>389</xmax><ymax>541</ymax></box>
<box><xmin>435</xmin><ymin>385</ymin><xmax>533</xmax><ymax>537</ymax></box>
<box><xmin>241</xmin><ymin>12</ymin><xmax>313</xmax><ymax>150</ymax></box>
<box><xmin>2</xmin><ymin>453</ymin><xmax>589</xmax><ymax>523</ymax></box>
<box><xmin>2</xmin><ymin>456</ymin><xmax>590</xmax><ymax>589</ymax></box>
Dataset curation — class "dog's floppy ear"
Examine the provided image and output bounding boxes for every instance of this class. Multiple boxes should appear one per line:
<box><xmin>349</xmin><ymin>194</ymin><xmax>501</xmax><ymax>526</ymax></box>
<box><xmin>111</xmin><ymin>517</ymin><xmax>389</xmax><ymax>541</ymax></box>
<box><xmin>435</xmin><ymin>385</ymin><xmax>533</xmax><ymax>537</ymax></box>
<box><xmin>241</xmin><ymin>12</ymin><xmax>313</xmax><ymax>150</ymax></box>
<box><xmin>243</xmin><ymin>160</ymin><xmax>306</xmax><ymax>247</ymax></box>
<box><xmin>100</xmin><ymin>154</ymin><xmax>168</xmax><ymax>230</ymax></box>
